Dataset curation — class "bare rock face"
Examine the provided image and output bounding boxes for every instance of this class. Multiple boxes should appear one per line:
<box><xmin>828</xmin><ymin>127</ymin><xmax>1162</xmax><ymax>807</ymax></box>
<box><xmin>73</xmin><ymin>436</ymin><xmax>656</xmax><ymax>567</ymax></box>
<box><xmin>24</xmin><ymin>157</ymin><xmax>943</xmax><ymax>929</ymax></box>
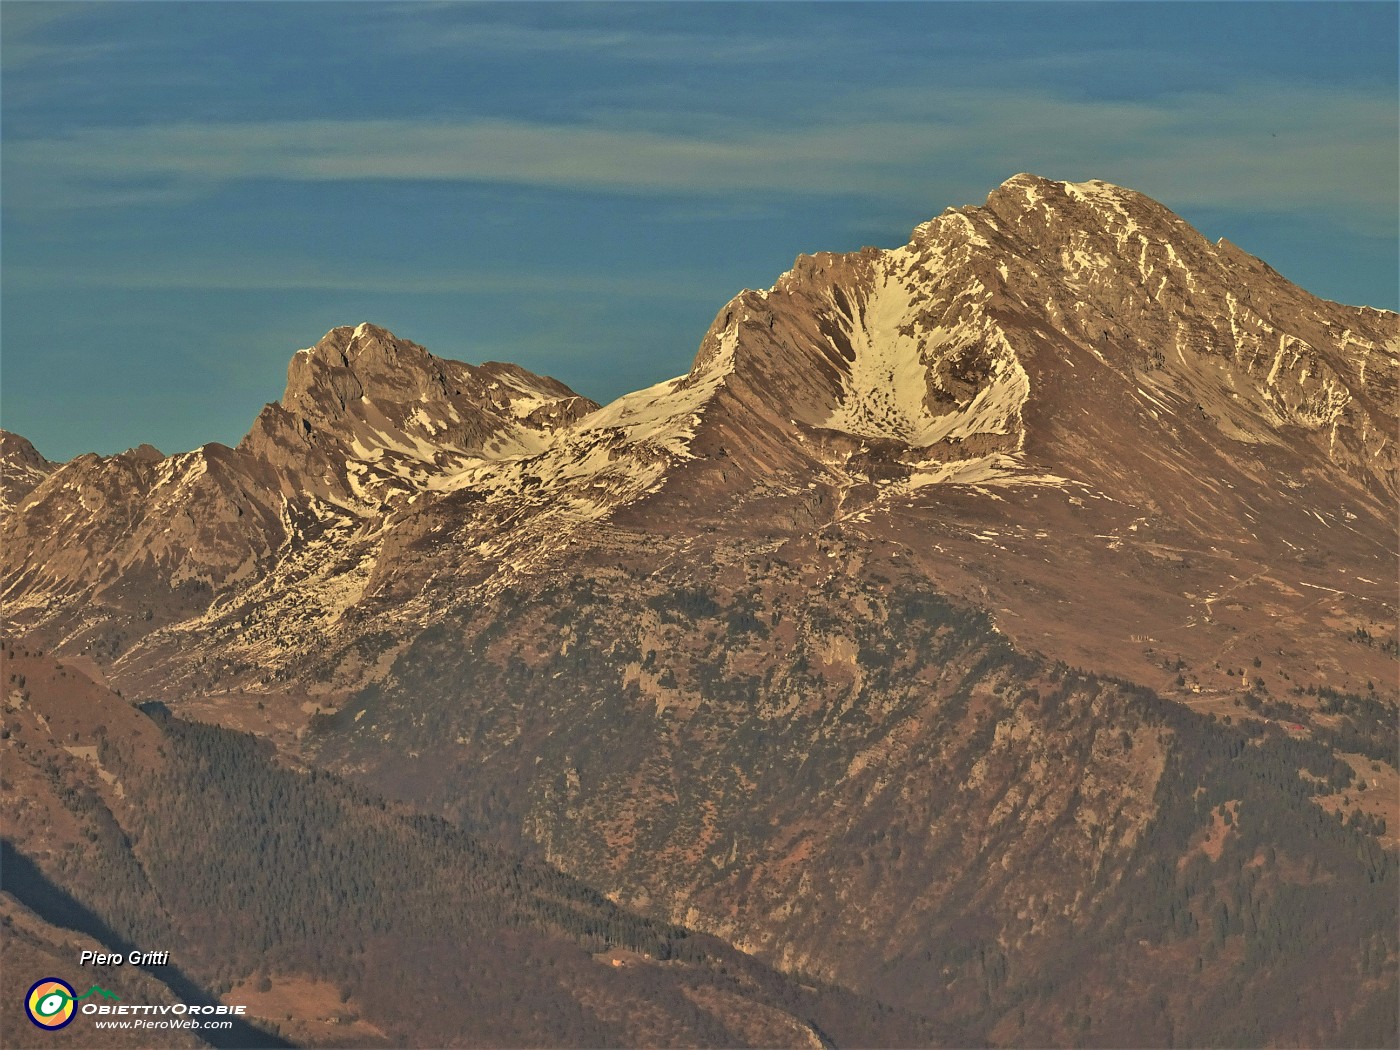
<box><xmin>0</xmin><ymin>430</ymin><xmax>56</xmax><ymax>516</ymax></box>
<box><xmin>0</xmin><ymin>325</ymin><xmax>595</xmax><ymax>665</ymax></box>
<box><xmin>3</xmin><ymin>171</ymin><xmax>1394</xmax><ymax>764</ymax></box>
<box><xmin>619</xmin><ymin>173</ymin><xmax>1396</xmax><ymax>701</ymax></box>
<box><xmin>242</xmin><ymin>322</ymin><xmax>595</xmax><ymax>509</ymax></box>
<box><xmin>684</xmin><ymin>172</ymin><xmax>1395</xmax><ymax>501</ymax></box>
<box><xmin>3</xmin><ymin>176</ymin><xmax>1397</xmax><ymax>1047</ymax></box>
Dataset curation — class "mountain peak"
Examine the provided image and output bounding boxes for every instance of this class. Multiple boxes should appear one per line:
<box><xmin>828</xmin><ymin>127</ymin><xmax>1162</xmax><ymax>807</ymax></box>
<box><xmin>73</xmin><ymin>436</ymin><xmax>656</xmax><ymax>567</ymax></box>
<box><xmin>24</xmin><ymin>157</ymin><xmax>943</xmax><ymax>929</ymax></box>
<box><xmin>231</xmin><ymin>322</ymin><xmax>603</xmax><ymax>515</ymax></box>
<box><xmin>995</xmin><ymin>170</ymin><xmax>1060</xmax><ymax>193</ymax></box>
<box><xmin>283</xmin><ymin>323</ymin><xmax>446</xmax><ymax>415</ymax></box>
<box><xmin>0</xmin><ymin>428</ymin><xmax>51</xmax><ymax>467</ymax></box>
<box><xmin>991</xmin><ymin>171</ymin><xmax>1135</xmax><ymax>203</ymax></box>
<box><xmin>976</xmin><ymin>172</ymin><xmax>1186</xmax><ymax>239</ymax></box>
<box><xmin>6</xmin><ymin>176</ymin><xmax>1396</xmax><ymax>674</ymax></box>
<box><xmin>0</xmin><ymin>429</ymin><xmax>57</xmax><ymax>514</ymax></box>
<box><xmin>658</xmin><ymin>174</ymin><xmax>1398</xmax><ymax>504</ymax></box>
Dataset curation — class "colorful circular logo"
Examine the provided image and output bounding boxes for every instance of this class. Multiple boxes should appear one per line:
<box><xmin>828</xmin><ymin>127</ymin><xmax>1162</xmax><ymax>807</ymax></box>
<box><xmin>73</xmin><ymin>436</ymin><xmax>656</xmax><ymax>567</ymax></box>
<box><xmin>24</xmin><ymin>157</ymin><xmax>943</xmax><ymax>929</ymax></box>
<box><xmin>26</xmin><ymin>978</ymin><xmax>77</xmax><ymax>1030</ymax></box>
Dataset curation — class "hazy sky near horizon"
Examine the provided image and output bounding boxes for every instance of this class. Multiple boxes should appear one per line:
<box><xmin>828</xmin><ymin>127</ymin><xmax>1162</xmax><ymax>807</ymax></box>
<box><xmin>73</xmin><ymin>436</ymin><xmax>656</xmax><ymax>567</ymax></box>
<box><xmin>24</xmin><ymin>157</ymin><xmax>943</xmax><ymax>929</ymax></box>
<box><xmin>3</xmin><ymin>1</ymin><xmax>1396</xmax><ymax>461</ymax></box>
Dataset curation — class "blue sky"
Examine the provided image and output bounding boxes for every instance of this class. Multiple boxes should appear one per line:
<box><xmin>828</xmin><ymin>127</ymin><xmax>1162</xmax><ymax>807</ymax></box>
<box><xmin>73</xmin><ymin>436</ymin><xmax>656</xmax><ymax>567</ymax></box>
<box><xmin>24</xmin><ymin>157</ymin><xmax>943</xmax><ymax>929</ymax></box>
<box><xmin>3</xmin><ymin>2</ymin><xmax>1396</xmax><ymax>461</ymax></box>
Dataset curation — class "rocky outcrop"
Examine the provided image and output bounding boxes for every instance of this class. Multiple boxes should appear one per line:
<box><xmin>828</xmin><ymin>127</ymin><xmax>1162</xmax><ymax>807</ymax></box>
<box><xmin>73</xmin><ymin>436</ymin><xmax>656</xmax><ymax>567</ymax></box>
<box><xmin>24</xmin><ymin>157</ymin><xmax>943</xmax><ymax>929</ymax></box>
<box><xmin>0</xmin><ymin>325</ymin><xmax>594</xmax><ymax>659</ymax></box>
<box><xmin>0</xmin><ymin>430</ymin><xmax>56</xmax><ymax>516</ymax></box>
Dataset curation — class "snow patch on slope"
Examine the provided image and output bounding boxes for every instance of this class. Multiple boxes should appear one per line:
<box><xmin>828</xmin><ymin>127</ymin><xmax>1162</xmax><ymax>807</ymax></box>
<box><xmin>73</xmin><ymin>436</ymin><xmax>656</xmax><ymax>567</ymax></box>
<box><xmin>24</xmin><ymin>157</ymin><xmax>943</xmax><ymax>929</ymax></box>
<box><xmin>414</xmin><ymin>321</ymin><xmax>742</xmax><ymax>556</ymax></box>
<box><xmin>578</xmin><ymin>324</ymin><xmax>736</xmax><ymax>456</ymax></box>
<box><xmin>822</xmin><ymin>257</ymin><xmax>943</xmax><ymax>444</ymax></box>
<box><xmin>902</xmin><ymin>452</ymin><xmax>1070</xmax><ymax>492</ymax></box>
<box><xmin>820</xmin><ymin>260</ymin><xmax>1030</xmax><ymax>454</ymax></box>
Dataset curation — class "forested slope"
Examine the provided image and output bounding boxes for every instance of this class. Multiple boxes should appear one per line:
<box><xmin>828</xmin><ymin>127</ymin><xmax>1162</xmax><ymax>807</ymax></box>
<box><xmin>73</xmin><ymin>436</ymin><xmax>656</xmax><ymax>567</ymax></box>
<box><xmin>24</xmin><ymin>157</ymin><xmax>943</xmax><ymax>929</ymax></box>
<box><xmin>1</xmin><ymin>643</ymin><xmax>954</xmax><ymax>1048</ymax></box>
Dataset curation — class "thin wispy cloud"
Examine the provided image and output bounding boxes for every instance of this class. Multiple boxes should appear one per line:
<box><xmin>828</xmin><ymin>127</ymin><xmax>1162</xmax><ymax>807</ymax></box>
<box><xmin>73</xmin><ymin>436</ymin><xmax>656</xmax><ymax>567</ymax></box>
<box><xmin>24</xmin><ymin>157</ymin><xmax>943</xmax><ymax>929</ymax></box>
<box><xmin>2</xmin><ymin>262</ymin><xmax>712</xmax><ymax>299</ymax></box>
<box><xmin>383</xmin><ymin>16</ymin><xmax>788</xmax><ymax>66</ymax></box>
<box><xmin>8</xmin><ymin>82</ymin><xmax>1393</xmax><ymax>233</ymax></box>
<box><xmin>2</xmin><ymin>37</ymin><xmax>120</xmax><ymax>69</ymax></box>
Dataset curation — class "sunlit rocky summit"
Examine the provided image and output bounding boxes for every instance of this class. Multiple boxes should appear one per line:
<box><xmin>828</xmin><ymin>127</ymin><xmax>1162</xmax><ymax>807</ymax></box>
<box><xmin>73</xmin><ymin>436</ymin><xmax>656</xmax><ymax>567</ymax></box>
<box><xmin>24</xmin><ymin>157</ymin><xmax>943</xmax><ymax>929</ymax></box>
<box><xmin>6</xmin><ymin>174</ymin><xmax>1394</xmax><ymax>693</ymax></box>
<box><xmin>4</xmin><ymin>174</ymin><xmax>1396</xmax><ymax>1047</ymax></box>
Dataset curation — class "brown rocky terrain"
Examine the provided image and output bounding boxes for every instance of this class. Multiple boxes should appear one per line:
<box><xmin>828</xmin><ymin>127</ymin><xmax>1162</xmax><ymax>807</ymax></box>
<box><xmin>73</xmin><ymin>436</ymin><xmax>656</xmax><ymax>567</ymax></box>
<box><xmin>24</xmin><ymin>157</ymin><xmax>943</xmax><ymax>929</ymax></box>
<box><xmin>5</xmin><ymin>176</ymin><xmax>1393</xmax><ymax>706</ymax></box>
<box><xmin>3</xmin><ymin>174</ymin><xmax>1396</xmax><ymax>1046</ymax></box>
<box><xmin>1</xmin><ymin>324</ymin><xmax>595</xmax><ymax>673</ymax></box>
<box><xmin>1</xmin><ymin>642</ymin><xmax>948</xmax><ymax>1048</ymax></box>
<box><xmin>0</xmin><ymin>430</ymin><xmax>55</xmax><ymax>517</ymax></box>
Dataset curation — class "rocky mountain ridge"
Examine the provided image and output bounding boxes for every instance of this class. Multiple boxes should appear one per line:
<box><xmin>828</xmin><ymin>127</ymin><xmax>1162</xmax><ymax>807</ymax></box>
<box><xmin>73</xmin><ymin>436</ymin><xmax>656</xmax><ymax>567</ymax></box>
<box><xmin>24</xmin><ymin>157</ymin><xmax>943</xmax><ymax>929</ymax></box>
<box><xmin>0</xmin><ymin>430</ymin><xmax>55</xmax><ymax>515</ymax></box>
<box><xmin>4</xmin><ymin>175</ymin><xmax>1394</xmax><ymax>703</ymax></box>
<box><xmin>3</xmin><ymin>174</ymin><xmax>1396</xmax><ymax>1046</ymax></box>
<box><xmin>2</xmin><ymin>324</ymin><xmax>594</xmax><ymax>671</ymax></box>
